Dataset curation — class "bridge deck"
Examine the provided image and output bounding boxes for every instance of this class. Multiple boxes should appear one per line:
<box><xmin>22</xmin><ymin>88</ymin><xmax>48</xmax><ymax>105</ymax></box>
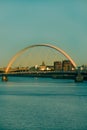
<box><xmin>1</xmin><ymin>71</ymin><xmax>87</xmax><ymax>80</ymax></box>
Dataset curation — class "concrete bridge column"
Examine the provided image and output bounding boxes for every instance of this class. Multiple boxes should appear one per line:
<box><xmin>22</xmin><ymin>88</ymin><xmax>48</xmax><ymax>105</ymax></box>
<box><xmin>2</xmin><ymin>75</ymin><xmax>8</xmax><ymax>81</ymax></box>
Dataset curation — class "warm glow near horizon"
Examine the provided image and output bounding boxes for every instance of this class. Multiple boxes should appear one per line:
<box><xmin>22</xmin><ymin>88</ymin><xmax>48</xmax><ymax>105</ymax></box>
<box><xmin>0</xmin><ymin>0</ymin><xmax>87</xmax><ymax>67</ymax></box>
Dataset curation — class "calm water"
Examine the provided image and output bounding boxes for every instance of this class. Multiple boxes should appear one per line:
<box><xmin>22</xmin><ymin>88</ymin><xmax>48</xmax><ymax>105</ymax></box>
<box><xmin>0</xmin><ymin>77</ymin><xmax>87</xmax><ymax>130</ymax></box>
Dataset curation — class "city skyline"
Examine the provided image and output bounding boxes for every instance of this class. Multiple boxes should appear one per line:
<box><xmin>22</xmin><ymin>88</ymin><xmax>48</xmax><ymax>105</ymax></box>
<box><xmin>0</xmin><ymin>0</ymin><xmax>87</xmax><ymax>67</ymax></box>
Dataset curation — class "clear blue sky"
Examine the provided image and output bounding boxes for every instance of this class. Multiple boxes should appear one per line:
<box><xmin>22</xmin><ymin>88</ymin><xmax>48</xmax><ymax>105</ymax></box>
<box><xmin>0</xmin><ymin>0</ymin><xmax>87</xmax><ymax>67</ymax></box>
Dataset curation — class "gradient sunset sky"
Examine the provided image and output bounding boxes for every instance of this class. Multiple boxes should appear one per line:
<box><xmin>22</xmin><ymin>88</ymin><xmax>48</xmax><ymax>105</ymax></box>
<box><xmin>0</xmin><ymin>0</ymin><xmax>87</xmax><ymax>67</ymax></box>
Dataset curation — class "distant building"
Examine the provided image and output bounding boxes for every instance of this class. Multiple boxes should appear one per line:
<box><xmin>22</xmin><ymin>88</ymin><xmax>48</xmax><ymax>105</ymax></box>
<box><xmin>54</xmin><ymin>61</ymin><xmax>62</xmax><ymax>71</ymax></box>
<box><xmin>39</xmin><ymin>61</ymin><xmax>54</xmax><ymax>71</ymax></box>
<box><xmin>62</xmin><ymin>60</ymin><xmax>74</xmax><ymax>71</ymax></box>
<box><xmin>39</xmin><ymin>61</ymin><xmax>46</xmax><ymax>71</ymax></box>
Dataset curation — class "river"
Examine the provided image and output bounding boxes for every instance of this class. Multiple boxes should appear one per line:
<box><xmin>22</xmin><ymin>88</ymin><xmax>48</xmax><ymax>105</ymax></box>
<box><xmin>0</xmin><ymin>77</ymin><xmax>87</xmax><ymax>130</ymax></box>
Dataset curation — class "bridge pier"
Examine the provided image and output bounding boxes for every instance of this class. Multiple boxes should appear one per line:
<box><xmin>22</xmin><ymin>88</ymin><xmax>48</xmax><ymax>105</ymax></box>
<box><xmin>75</xmin><ymin>74</ymin><xmax>83</xmax><ymax>82</ymax></box>
<box><xmin>2</xmin><ymin>75</ymin><xmax>8</xmax><ymax>81</ymax></box>
<box><xmin>75</xmin><ymin>69</ymin><xmax>84</xmax><ymax>82</ymax></box>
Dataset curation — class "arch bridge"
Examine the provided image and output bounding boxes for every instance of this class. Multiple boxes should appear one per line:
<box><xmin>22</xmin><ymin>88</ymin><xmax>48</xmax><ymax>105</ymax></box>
<box><xmin>5</xmin><ymin>43</ymin><xmax>77</xmax><ymax>73</ymax></box>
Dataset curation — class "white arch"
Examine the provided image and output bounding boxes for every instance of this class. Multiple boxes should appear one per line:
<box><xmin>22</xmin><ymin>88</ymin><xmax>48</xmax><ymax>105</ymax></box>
<box><xmin>5</xmin><ymin>44</ymin><xmax>77</xmax><ymax>73</ymax></box>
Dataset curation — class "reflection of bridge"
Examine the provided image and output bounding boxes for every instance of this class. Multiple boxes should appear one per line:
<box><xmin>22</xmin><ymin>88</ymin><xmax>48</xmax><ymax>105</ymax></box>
<box><xmin>1</xmin><ymin>43</ymin><xmax>85</xmax><ymax>82</ymax></box>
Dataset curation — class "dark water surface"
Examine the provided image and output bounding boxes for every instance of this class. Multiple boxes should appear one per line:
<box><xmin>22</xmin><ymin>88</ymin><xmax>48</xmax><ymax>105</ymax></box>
<box><xmin>0</xmin><ymin>77</ymin><xmax>87</xmax><ymax>130</ymax></box>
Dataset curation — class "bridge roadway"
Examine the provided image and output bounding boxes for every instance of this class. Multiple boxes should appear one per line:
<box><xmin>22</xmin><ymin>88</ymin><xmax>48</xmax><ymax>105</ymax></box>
<box><xmin>1</xmin><ymin>71</ymin><xmax>87</xmax><ymax>80</ymax></box>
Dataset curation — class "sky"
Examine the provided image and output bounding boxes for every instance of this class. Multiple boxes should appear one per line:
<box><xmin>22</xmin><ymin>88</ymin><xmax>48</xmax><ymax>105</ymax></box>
<box><xmin>0</xmin><ymin>0</ymin><xmax>87</xmax><ymax>67</ymax></box>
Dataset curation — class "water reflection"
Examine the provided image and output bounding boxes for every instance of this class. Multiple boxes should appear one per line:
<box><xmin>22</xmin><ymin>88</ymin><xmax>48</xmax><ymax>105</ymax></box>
<box><xmin>0</xmin><ymin>77</ymin><xmax>87</xmax><ymax>130</ymax></box>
